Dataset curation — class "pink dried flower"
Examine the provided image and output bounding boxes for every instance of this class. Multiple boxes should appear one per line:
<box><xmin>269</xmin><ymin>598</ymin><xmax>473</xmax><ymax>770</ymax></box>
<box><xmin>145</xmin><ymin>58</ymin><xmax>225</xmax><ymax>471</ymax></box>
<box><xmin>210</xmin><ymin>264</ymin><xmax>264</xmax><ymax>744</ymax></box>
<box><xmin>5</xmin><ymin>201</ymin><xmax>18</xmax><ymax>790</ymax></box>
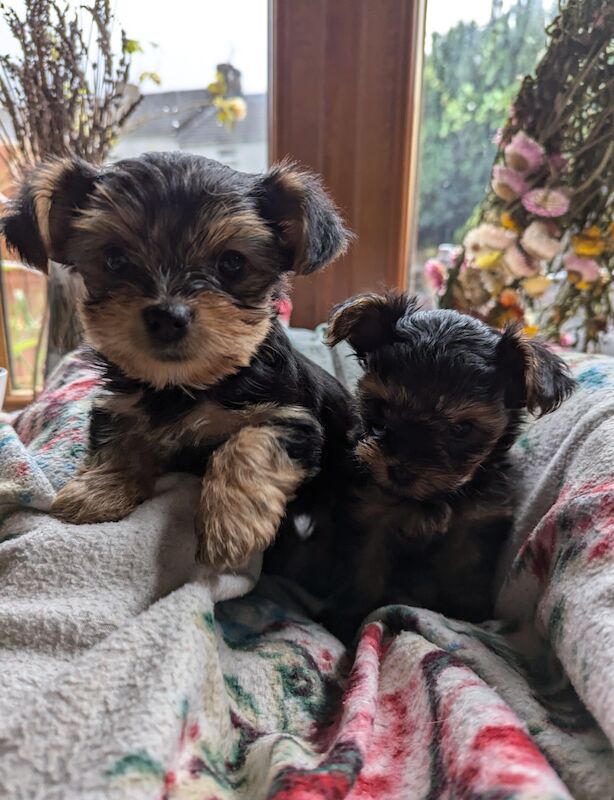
<box><xmin>559</xmin><ymin>332</ymin><xmax>575</xmax><ymax>348</ymax></box>
<box><xmin>549</xmin><ymin>153</ymin><xmax>568</xmax><ymax>175</ymax></box>
<box><xmin>504</xmin><ymin>132</ymin><xmax>545</xmax><ymax>173</ymax></box>
<box><xmin>503</xmin><ymin>245</ymin><xmax>539</xmax><ymax>278</ymax></box>
<box><xmin>564</xmin><ymin>253</ymin><xmax>600</xmax><ymax>283</ymax></box>
<box><xmin>491</xmin><ymin>166</ymin><xmax>529</xmax><ymax>202</ymax></box>
<box><xmin>521</xmin><ymin>187</ymin><xmax>570</xmax><ymax>218</ymax></box>
<box><xmin>424</xmin><ymin>258</ymin><xmax>447</xmax><ymax>293</ymax></box>
<box><xmin>274</xmin><ymin>295</ymin><xmax>293</xmax><ymax>326</ymax></box>
<box><xmin>521</xmin><ymin>221</ymin><xmax>564</xmax><ymax>261</ymax></box>
<box><xmin>463</xmin><ymin>223</ymin><xmax>517</xmax><ymax>256</ymax></box>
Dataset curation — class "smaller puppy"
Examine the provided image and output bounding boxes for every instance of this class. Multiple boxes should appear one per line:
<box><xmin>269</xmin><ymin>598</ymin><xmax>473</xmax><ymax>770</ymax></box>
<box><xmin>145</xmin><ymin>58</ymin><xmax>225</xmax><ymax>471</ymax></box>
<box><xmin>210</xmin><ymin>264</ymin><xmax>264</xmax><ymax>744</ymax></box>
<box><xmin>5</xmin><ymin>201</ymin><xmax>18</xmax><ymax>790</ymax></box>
<box><xmin>323</xmin><ymin>291</ymin><xmax>576</xmax><ymax>639</ymax></box>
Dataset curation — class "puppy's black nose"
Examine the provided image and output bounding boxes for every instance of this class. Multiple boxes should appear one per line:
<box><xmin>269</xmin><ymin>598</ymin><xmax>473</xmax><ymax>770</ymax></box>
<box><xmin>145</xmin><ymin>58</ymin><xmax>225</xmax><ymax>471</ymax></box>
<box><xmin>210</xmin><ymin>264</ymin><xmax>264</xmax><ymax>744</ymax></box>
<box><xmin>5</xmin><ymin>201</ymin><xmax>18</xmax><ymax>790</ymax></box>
<box><xmin>142</xmin><ymin>303</ymin><xmax>191</xmax><ymax>344</ymax></box>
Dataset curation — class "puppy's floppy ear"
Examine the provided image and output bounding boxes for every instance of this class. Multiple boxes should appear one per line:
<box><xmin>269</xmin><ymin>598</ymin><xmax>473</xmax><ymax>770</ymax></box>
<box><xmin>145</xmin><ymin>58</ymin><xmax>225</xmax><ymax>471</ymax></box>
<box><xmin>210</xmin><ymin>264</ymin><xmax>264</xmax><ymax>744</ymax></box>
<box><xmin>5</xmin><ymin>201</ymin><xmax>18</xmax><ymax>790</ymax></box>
<box><xmin>497</xmin><ymin>324</ymin><xmax>576</xmax><ymax>415</ymax></box>
<box><xmin>1</xmin><ymin>157</ymin><xmax>100</xmax><ymax>272</ymax></box>
<box><xmin>326</xmin><ymin>291</ymin><xmax>418</xmax><ymax>357</ymax></box>
<box><xmin>253</xmin><ymin>160</ymin><xmax>351</xmax><ymax>275</ymax></box>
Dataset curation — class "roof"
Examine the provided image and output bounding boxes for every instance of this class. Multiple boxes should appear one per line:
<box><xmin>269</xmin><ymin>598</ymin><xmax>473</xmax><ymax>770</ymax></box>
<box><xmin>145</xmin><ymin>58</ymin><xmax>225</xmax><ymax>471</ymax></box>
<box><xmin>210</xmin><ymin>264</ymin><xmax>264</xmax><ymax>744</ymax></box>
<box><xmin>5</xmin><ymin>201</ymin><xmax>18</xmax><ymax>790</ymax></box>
<box><xmin>120</xmin><ymin>90</ymin><xmax>267</xmax><ymax>148</ymax></box>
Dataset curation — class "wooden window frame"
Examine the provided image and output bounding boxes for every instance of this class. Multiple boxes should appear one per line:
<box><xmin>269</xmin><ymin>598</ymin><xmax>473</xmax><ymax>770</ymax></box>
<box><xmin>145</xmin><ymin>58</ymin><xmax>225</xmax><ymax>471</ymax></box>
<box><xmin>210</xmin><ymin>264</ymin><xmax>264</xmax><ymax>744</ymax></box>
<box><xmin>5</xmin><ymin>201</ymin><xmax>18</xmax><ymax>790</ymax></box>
<box><xmin>0</xmin><ymin>306</ymin><xmax>33</xmax><ymax>410</ymax></box>
<box><xmin>269</xmin><ymin>0</ymin><xmax>427</xmax><ymax>328</ymax></box>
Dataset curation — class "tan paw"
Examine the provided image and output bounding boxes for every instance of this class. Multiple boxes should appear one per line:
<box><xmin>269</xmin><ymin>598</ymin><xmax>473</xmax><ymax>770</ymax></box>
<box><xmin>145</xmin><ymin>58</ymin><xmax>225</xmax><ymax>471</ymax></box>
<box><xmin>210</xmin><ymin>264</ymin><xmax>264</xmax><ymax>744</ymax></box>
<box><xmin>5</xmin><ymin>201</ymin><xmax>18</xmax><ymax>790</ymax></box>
<box><xmin>195</xmin><ymin>477</ymin><xmax>287</xmax><ymax>569</ymax></box>
<box><xmin>194</xmin><ymin>424</ymin><xmax>305</xmax><ymax>569</ymax></box>
<box><xmin>52</xmin><ymin>472</ymin><xmax>145</xmax><ymax>524</ymax></box>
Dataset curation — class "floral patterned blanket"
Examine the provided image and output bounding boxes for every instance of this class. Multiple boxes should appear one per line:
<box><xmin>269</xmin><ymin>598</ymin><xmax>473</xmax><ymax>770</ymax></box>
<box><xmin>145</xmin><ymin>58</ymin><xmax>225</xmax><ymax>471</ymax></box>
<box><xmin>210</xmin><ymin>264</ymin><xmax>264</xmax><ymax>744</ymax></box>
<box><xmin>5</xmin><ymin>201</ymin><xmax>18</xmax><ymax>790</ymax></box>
<box><xmin>0</xmin><ymin>343</ymin><xmax>613</xmax><ymax>800</ymax></box>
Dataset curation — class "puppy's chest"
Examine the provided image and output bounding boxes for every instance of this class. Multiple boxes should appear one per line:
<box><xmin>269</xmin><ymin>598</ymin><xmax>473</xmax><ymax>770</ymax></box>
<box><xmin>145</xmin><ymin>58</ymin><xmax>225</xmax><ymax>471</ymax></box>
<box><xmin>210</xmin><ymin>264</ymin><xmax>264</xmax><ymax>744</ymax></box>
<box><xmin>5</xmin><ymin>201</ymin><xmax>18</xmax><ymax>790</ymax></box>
<box><xmin>99</xmin><ymin>390</ymin><xmax>261</xmax><ymax>460</ymax></box>
<box><xmin>352</xmin><ymin>484</ymin><xmax>513</xmax><ymax>618</ymax></box>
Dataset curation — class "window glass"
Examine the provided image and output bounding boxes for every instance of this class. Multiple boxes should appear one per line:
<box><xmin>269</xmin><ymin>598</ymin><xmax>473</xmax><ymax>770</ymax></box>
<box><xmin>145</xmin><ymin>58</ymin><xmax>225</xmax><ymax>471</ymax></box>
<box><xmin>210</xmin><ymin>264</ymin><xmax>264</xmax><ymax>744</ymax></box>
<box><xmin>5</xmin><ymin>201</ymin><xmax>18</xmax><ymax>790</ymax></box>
<box><xmin>414</xmin><ymin>0</ymin><xmax>556</xmax><ymax>299</ymax></box>
<box><xmin>112</xmin><ymin>0</ymin><xmax>268</xmax><ymax>173</ymax></box>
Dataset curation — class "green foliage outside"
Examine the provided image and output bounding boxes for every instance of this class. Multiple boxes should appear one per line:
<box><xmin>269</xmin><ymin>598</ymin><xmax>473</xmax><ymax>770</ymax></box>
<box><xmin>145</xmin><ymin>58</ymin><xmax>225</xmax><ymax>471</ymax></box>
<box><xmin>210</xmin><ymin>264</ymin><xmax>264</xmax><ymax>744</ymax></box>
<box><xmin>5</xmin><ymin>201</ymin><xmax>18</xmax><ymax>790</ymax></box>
<box><xmin>418</xmin><ymin>0</ymin><xmax>552</xmax><ymax>250</ymax></box>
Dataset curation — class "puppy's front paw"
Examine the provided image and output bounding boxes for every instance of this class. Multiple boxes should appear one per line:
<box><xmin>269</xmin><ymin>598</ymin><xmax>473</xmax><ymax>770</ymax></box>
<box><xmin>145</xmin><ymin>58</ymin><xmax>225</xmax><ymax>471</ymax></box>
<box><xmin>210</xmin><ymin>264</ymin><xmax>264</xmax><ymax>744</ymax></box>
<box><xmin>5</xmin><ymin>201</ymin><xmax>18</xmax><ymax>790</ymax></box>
<box><xmin>196</xmin><ymin>477</ymin><xmax>286</xmax><ymax>569</ymax></box>
<box><xmin>52</xmin><ymin>472</ymin><xmax>145</xmax><ymax>524</ymax></box>
<box><xmin>195</xmin><ymin>424</ymin><xmax>307</xmax><ymax>569</ymax></box>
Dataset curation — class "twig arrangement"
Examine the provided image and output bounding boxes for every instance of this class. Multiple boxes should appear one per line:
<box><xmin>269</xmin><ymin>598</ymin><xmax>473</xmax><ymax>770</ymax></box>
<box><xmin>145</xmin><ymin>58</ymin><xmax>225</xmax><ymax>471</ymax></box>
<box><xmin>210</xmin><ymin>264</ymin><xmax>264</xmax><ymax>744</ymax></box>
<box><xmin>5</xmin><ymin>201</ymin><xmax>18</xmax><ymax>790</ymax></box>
<box><xmin>0</xmin><ymin>0</ymin><xmax>143</xmax><ymax>381</ymax></box>
<box><xmin>436</xmin><ymin>0</ymin><xmax>613</xmax><ymax>349</ymax></box>
<box><xmin>0</xmin><ymin>0</ymin><xmax>141</xmax><ymax>175</ymax></box>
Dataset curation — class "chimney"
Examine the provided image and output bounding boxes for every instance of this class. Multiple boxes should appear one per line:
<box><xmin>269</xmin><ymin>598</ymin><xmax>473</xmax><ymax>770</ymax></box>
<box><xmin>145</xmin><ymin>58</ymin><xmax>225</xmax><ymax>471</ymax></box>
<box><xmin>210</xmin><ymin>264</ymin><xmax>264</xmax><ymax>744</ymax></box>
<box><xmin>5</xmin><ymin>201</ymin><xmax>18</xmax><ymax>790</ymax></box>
<box><xmin>217</xmin><ymin>63</ymin><xmax>242</xmax><ymax>96</ymax></box>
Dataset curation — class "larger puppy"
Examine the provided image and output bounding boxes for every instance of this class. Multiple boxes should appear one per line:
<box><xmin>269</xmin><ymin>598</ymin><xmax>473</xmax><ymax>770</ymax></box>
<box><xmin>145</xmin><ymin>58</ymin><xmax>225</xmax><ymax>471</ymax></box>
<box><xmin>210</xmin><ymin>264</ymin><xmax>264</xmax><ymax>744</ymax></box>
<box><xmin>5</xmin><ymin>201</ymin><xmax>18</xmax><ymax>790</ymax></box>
<box><xmin>2</xmin><ymin>153</ymin><xmax>353</xmax><ymax>568</ymax></box>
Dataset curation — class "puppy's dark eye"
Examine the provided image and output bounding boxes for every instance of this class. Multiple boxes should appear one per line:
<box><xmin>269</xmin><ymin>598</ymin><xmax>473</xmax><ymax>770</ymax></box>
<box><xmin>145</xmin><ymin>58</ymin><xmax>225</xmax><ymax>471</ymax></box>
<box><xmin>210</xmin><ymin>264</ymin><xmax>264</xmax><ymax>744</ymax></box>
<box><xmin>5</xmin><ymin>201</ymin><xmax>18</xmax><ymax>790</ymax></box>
<box><xmin>370</xmin><ymin>425</ymin><xmax>387</xmax><ymax>440</ymax></box>
<box><xmin>105</xmin><ymin>247</ymin><xmax>129</xmax><ymax>272</ymax></box>
<box><xmin>451</xmin><ymin>421</ymin><xmax>473</xmax><ymax>438</ymax></box>
<box><xmin>218</xmin><ymin>250</ymin><xmax>246</xmax><ymax>279</ymax></box>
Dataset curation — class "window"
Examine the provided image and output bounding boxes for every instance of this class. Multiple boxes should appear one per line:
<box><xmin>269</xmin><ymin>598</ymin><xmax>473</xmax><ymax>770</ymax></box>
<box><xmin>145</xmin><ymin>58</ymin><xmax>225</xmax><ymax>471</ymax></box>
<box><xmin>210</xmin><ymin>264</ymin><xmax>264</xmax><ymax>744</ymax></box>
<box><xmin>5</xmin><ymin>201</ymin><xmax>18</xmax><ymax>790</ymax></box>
<box><xmin>413</xmin><ymin>0</ymin><xmax>556</xmax><ymax>299</ymax></box>
<box><xmin>0</xmin><ymin>0</ymin><xmax>269</xmax><ymax>407</ymax></box>
<box><xmin>112</xmin><ymin>0</ymin><xmax>268</xmax><ymax>173</ymax></box>
<box><xmin>0</xmin><ymin>260</ymin><xmax>46</xmax><ymax>394</ymax></box>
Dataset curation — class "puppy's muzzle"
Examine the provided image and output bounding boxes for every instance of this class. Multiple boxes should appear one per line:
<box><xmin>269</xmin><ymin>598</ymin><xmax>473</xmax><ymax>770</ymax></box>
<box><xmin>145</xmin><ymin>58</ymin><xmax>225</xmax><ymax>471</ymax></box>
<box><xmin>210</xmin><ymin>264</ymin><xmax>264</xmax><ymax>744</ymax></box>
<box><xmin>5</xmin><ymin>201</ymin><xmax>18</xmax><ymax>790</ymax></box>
<box><xmin>142</xmin><ymin>302</ymin><xmax>192</xmax><ymax>345</ymax></box>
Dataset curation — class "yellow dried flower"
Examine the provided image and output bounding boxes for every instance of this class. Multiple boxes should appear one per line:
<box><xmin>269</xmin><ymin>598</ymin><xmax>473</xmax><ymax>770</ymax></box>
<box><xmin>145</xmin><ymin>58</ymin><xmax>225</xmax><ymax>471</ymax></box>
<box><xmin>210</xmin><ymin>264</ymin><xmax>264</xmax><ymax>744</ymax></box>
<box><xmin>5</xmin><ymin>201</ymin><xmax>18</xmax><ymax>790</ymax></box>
<box><xmin>500</xmin><ymin>212</ymin><xmax>521</xmax><ymax>233</ymax></box>
<box><xmin>522</xmin><ymin>275</ymin><xmax>551</xmax><ymax>298</ymax></box>
<box><xmin>475</xmin><ymin>250</ymin><xmax>503</xmax><ymax>270</ymax></box>
<box><xmin>572</xmin><ymin>234</ymin><xmax>606</xmax><ymax>257</ymax></box>
<box><xmin>583</xmin><ymin>225</ymin><xmax>602</xmax><ymax>239</ymax></box>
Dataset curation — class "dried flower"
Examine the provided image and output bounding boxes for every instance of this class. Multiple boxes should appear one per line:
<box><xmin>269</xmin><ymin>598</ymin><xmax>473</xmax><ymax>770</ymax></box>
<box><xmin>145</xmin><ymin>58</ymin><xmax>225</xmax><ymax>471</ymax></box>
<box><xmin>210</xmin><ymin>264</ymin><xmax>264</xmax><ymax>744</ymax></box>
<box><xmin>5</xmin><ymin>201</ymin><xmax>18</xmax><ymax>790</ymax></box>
<box><xmin>549</xmin><ymin>153</ymin><xmax>568</xmax><ymax>174</ymax></box>
<box><xmin>521</xmin><ymin>221</ymin><xmax>564</xmax><ymax>261</ymax></box>
<box><xmin>572</xmin><ymin>226</ymin><xmax>606</xmax><ymax>257</ymax></box>
<box><xmin>481</xmin><ymin>270</ymin><xmax>505</xmax><ymax>296</ymax></box>
<box><xmin>500</xmin><ymin>288</ymin><xmax>520</xmax><ymax>307</ymax></box>
<box><xmin>424</xmin><ymin>258</ymin><xmax>447</xmax><ymax>293</ymax></box>
<box><xmin>491</xmin><ymin>165</ymin><xmax>530</xmax><ymax>202</ymax></box>
<box><xmin>504</xmin><ymin>132</ymin><xmax>545</xmax><ymax>173</ymax></box>
<box><xmin>463</xmin><ymin>223</ymin><xmax>517</xmax><ymax>256</ymax></box>
<box><xmin>523</xmin><ymin>324</ymin><xmax>540</xmax><ymax>337</ymax></box>
<box><xmin>475</xmin><ymin>251</ymin><xmax>503</xmax><ymax>270</ymax></box>
<box><xmin>572</xmin><ymin>236</ymin><xmax>605</xmax><ymax>257</ymax></box>
<box><xmin>564</xmin><ymin>253</ymin><xmax>600</xmax><ymax>283</ymax></box>
<box><xmin>521</xmin><ymin>188</ymin><xmax>570</xmax><ymax>218</ymax></box>
<box><xmin>275</xmin><ymin>295</ymin><xmax>293</xmax><ymax>326</ymax></box>
<box><xmin>440</xmin><ymin>0</ymin><xmax>614</xmax><ymax>348</ymax></box>
<box><xmin>458</xmin><ymin>268</ymin><xmax>491</xmax><ymax>307</ymax></box>
<box><xmin>213</xmin><ymin>95</ymin><xmax>248</xmax><ymax>128</ymax></box>
<box><xmin>500</xmin><ymin>211</ymin><xmax>522</xmax><ymax>233</ymax></box>
<box><xmin>522</xmin><ymin>274</ymin><xmax>552</xmax><ymax>298</ymax></box>
<box><xmin>495</xmin><ymin>306</ymin><xmax>525</xmax><ymax>326</ymax></box>
<box><xmin>502</xmin><ymin>245</ymin><xmax>539</xmax><ymax>278</ymax></box>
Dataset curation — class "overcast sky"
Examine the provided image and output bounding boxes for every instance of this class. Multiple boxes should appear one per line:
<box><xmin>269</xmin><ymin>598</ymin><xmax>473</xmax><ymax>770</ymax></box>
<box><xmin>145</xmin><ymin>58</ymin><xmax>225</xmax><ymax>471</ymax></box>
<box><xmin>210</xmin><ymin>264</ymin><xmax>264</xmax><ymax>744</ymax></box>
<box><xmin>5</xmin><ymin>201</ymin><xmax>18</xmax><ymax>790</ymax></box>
<box><xmin>1</xmin><ymin>0</ymin><xmax>520</xmax><ymax>95</ymax></box>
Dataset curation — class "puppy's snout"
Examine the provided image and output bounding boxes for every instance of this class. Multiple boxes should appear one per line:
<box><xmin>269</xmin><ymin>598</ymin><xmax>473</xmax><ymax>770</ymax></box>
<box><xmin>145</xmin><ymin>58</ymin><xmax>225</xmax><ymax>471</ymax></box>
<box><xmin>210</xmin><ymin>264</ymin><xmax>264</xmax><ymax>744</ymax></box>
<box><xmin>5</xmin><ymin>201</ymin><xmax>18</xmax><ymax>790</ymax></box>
<box><xmin>142</xmin><ymin>303</ymin><xmax>191</xmax><ymax>344</ymax></box>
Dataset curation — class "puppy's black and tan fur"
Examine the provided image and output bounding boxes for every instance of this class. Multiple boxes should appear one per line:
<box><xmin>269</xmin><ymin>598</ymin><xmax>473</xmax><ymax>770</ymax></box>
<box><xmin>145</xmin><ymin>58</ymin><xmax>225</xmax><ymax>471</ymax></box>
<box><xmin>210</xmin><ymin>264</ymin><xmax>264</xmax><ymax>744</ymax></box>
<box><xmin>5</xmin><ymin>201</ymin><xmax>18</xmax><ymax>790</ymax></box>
<box><xmin>321</xmin><ymin>291</ymin><xmax>576</xmax><ymax>639</ymax></box>
<box><xmin>1</xmin><ymin>153</ymin><xmax>354</xmax><ymax>568</ymax></box>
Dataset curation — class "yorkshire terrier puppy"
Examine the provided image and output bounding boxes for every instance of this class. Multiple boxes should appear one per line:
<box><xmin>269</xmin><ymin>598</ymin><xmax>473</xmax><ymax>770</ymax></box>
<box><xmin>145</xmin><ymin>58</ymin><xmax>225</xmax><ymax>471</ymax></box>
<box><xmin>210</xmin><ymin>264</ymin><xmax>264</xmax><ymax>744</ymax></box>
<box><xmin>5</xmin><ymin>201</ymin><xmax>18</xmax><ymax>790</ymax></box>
<box><xmin>322</xmin><ymin>291</ymin><xmax>576</xmax><ymax>638</ymax></box>
<box><xmin>1</xmin><ymin>153</ymin><xmax>354</xmax><ymax>569</ymax></box>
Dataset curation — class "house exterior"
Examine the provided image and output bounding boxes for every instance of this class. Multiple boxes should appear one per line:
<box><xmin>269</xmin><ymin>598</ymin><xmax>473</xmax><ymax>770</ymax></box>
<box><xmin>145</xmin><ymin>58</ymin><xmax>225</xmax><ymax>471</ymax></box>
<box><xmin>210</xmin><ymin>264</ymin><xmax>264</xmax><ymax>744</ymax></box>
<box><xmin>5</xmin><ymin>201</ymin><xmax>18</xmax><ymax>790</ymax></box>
<box><xmin>112</xmin><ymin>90</ymin><xmax>268</xmax><ymax>173</ymax></box>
